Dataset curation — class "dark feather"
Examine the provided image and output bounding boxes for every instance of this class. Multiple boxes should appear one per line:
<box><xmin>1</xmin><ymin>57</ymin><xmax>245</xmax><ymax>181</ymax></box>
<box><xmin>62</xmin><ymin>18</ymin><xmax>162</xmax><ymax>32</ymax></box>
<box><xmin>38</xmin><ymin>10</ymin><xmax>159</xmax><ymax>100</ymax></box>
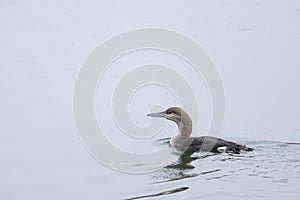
<box><xmin>176</xmin><ymin>136</ymin><xmax>253</xmax><ymax>154</ymax></box>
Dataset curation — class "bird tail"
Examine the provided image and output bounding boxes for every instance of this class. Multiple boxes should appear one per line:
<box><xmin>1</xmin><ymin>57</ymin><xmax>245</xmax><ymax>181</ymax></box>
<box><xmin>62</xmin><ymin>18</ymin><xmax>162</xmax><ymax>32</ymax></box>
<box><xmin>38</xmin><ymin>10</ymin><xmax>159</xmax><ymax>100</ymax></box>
<box><xmin>237</xmin><ymin>145</ymin><xmax>253</xmax><ymax>151</ymax></box>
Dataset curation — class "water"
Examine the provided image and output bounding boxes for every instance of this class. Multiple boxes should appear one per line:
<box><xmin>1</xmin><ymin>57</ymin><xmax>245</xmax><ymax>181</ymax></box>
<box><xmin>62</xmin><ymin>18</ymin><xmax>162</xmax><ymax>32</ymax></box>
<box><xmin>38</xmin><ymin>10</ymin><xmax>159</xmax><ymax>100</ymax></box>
<box><xmin>123</xmin><ymin>140</ymin><xmax>300</xmax><ymax>199</ymax></box>
<box><xmin>1</xmin><ymin>0</ymin><xmax>300</xmax><ymax>199</ymax></box>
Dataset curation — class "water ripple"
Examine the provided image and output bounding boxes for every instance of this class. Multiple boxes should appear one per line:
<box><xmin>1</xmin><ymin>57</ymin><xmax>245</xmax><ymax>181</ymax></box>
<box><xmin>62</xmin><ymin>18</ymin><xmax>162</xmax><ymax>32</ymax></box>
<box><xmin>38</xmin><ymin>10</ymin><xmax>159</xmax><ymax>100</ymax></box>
<box><xmin>124</xmin><ymin>186</ymin><xmax>189</xmax><ymax>200</ymax></box>
<box><xmin>140</xmin><ymin>140</ymin><xmax>300</xmax><ymax>199</ymax></box>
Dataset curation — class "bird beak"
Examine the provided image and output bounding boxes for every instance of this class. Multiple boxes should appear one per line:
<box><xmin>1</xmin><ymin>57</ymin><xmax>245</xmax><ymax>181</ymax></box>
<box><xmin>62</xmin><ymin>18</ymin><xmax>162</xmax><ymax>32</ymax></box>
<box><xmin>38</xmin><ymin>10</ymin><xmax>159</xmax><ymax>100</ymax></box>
<box><xmin>147</xmin><ymin>111</ymin><xmax>167</xmax><ymax>118</ymax></box>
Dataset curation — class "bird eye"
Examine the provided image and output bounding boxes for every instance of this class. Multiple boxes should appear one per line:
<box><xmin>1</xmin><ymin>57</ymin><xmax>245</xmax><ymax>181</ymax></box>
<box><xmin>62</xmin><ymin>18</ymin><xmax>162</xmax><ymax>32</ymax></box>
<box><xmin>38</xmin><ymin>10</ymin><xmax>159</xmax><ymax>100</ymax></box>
<box><xmin>166</xmin><ymin>110</ymin><xmax>172</xmax><ymax>114</ymax></box>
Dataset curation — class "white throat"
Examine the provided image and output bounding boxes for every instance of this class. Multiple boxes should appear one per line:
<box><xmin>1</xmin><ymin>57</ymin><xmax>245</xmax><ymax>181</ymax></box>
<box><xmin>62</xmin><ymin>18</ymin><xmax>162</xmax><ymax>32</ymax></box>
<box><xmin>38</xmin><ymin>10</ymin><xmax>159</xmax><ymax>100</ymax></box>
<box><xmin>170</xmin><ymin>133</ymin><xmax>185</xmax><ymax>146</ymax></box>
<box><xmin>170</xmin><ymin>119</ymin><xmax>192</xmax><ymax>146</ymax></box>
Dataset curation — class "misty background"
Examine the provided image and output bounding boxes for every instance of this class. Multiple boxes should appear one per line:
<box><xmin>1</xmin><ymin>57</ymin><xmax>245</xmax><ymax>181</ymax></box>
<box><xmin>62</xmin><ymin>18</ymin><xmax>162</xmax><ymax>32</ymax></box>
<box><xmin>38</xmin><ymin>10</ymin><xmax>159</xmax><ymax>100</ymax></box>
<box><xmin>1</xmin><ymin>0</ymin><xmax>299</xmax><ymax>199</ymax></box>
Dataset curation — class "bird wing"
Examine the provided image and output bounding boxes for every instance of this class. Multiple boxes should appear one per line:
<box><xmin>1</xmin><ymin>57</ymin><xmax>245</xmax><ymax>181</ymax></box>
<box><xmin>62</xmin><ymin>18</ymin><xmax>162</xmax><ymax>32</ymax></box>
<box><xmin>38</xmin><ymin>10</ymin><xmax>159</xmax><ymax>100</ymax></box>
<box><xmin>176</xmin><ymin>136</ymin><xmax>252</xmax><ymax>153</ymax></box>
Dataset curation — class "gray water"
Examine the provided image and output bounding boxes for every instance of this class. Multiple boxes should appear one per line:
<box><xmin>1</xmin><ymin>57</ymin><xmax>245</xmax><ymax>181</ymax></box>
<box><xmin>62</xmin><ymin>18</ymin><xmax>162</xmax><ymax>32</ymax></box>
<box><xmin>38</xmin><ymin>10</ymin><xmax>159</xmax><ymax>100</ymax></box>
<box><xmin>1</xmin><ymin>0</ymin><xmax>300</xmax><ymax>199</ymax></box>
<box><xmin>125</xmin><ymin>140</ymin><xmax>300</xmax><ymax>199</ymax></box>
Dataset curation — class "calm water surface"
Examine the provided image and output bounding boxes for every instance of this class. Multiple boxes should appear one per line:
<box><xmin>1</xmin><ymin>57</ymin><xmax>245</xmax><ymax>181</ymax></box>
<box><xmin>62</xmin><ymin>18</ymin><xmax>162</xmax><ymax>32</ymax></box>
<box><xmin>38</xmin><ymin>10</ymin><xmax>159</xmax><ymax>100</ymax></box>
<box><xmin>124</xmin><ymin>140</ymin><xmax>300</xmax><ymax>199</ymax></box>
<box><xmin>1</xmin><ymin>0</ymin><xmax>300</xmax><ymax>199</ymax></box>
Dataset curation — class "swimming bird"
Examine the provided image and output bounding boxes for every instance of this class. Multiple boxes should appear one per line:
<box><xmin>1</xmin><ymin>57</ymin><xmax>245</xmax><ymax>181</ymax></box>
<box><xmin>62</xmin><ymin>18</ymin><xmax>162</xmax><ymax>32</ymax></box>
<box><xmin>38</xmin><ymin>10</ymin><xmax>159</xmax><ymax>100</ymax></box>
<box><xmin>147</xmin><ymin>107</ymin><xmax>253</xmax><ymax>154</ymax></box>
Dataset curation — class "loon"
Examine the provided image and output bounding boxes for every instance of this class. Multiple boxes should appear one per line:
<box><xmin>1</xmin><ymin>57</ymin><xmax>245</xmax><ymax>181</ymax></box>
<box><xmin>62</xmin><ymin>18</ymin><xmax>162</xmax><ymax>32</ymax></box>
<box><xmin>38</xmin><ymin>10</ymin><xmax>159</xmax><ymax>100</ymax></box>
<box><xmin>147</xmin><ymin>107</ymin><xmax>253</xmax><ymax>154</ymax></box>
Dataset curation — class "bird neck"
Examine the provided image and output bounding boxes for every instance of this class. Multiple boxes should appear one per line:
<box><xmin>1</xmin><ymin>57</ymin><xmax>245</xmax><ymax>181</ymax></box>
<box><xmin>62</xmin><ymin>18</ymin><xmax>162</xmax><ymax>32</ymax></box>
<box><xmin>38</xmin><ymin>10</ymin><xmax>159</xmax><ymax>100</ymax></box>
<box><xmin>170</xmin><ymin>114</ymin><xmax>192</xmax><ymax>146</ymax></box>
